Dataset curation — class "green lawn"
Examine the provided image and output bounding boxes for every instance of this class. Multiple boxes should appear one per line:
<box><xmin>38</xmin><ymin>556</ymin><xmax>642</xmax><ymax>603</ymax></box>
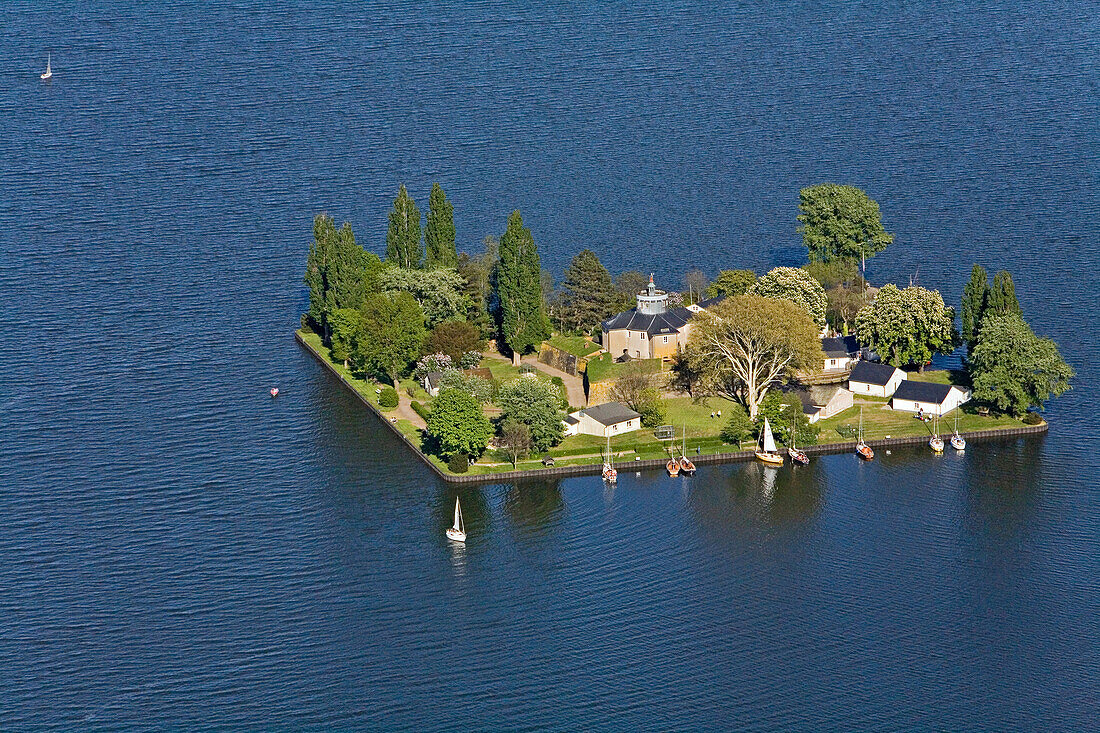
<box><xmin>586</xmin><ymin>353</ymin><xmax>661</xmax><ymax>383</ymax></box>
<box><xmin>816</xmin><ymin>402</ymin><xmax>1027</xmax><ymax>442</ymax></box>
<box><xmin>546</xmin><ymin>334</ymin><xmax>602</xmax><ymax>358</ymax></box>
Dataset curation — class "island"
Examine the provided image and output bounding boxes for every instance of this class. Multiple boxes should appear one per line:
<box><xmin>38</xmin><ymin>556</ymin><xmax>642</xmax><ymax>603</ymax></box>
<box><xmin>298</xmin><ymin>183</ymin><xmax>1072</xmax><ymax>482</ymax></box>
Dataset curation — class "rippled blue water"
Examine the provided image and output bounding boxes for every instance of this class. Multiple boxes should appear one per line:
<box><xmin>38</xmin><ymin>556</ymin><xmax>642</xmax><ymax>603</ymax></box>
<box><xmin>1</xmin><ymin>1</ymin><xmax>1097</xmax><ymax>729</ymax></box>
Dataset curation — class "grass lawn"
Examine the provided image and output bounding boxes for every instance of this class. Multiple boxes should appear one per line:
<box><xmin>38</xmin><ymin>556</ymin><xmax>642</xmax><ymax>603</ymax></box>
<box><xmin>816</xmin><ymin>402</ymin><xmax>1027</xmax><ymax>442</ymax></box>
<box><xmin>546</xmin><ymin>334</ymin><xmax>602</xmax><ymax>358</ymax></box>
<box><xmin>586</xmin><ymin>353</ymin><xmax>661</xmax><ymax>383</ymax></box>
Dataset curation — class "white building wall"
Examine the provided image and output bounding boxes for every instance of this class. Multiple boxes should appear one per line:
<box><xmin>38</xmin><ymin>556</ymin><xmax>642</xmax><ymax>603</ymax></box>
<box><xmin>891</xmin><ymin>387</ymin><xmax>971</xmax><ymax>417</ymax></box>
<box><xmin>849</xmin><ymin>371</ymin><xmax>905</xmax><ymax>398</ymax></box>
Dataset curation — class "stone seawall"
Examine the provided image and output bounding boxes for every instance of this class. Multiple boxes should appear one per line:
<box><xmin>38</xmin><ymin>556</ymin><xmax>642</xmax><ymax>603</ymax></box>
<box><xmin>299</xmin><ymin>331</ymin><xmax>1049</xmax><ymax>485</ymax></box>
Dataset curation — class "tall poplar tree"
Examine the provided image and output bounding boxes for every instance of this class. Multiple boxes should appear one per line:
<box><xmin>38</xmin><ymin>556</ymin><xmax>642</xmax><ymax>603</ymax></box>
<box><xmin>961</xmin><ymin>264</ymin><xmax>989</xmax><ymax>354</ymax></box>
<box><xmin>424</xmin><ymin>182</ymin><xmax>457</xmax><ymax>269</ymax></box>
<box><xmin>561</xmin><ymin>249</ymin><xmax>618</xmax><ymax>334</ymax></box>
<box><xmin>987</xmin><ymin>270</ymin><xmax>1021</xmax><ymax>318</ymax></box>
<box><xmin>494</xmin><ymin>211</ymin><xmax>550</xmax><ymax>365</ymax></box>
<box><xmin>304</xmin><ymin>214</ymin><xmax>381</xmax><ymax>343</ymax></box>
<box><xmin>385</xmin><ymin>184</ymin><xmax>422</xmax><ymax>269</ymax></box>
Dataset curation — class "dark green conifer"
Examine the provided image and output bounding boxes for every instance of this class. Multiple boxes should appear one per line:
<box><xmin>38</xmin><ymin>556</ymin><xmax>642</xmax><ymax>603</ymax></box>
<box><xmin>385</xmin><ymin>184</ymin><xmax>422</xmax><ymax>269</ymax></box>
<box><xmin>988</xmin><ymin>270</ymin><xmax>1021</xmax><ymax>318</ymax></box>
<box><xmin>961</xmin><ymin>264</ymin><xmax>989</xmax><ymax>354</ymax></box>
<box><xmin>561</xmin><ymin>249</ymin><xmax>618</xmax><ymax>334</ymax></box>
<box><xmin>424</xmin><ymin>183</ymin><xmax>457</xmax><ymax>269</ymax></box>
<box><xmin>494</xmin><ymin>211</ymin><xmax>550</xmax><ymax>365</ymax></box>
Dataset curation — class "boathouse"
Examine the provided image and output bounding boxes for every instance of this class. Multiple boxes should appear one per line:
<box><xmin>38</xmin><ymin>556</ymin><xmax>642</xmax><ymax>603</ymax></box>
<box><xmin>890</xmin><ymin>381</ymin><xmax>971</xmax><ymax>417</ymax></box>
<box><xmin>848</xmin><ymin>361</ymin><xmax>906</xmax><ymax>398</ymax></box>
<box><xmin>563</xmin><ymin>402</ymin><xmax>642</xmax><ymax>438</ymax></box>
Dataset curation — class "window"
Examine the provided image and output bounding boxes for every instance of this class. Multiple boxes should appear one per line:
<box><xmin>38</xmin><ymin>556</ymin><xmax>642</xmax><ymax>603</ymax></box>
<box><xmin>641</xmin><ymin>333</ymin><xmax>646</xmax><ymax>339</ymax></box>
<box><xmin>663</xmin><ymin>336</ymin><xmax>669</xmax><ymax>343</ymax></box>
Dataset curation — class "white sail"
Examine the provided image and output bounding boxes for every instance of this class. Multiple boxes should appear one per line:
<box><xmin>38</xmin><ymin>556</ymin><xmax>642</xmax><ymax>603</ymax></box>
<box><xmin>453</xmin><ymin>498</ymin><xmax>463</xmax><ymax>533</ymax></box>
<box><xmin>761</xmin><ymin>417</ymin><xmax>777</xmax><ymax>453</ymax></box>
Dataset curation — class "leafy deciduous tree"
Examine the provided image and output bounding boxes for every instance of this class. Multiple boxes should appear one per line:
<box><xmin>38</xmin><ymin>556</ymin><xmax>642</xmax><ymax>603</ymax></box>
<box><xmin>426</xmin><ymin>320</ymin><xmax>485</xmax><ymax>364</ymax></box>
<box><xmin>426</xmin><ymin>388</ymin><xmax>493</xmax><ymax>459</ymax></box>
<box><xmin>438</xmin><ymin>370</ymin><xmax>494</xmax><ymax>404</ymax></box>
<box><xmin>355</xmin><ymin>291</ymin><xmax>426</xmax><ymax>387</ymax></box>
<box><xmin>797</xmin><ymin>183</ymin><xmax>893</xmax><ymax>264</ymax></box>
<box><xmin>855</xmin><ymin>284</ymin><xmax>957</xmax><ymax>372</ymax></box>
<box><xmin>684</xmin><ymin>295</ymin><xmax>824</xmax><ymax>419</ymax></box>
<box><xmin>719</xmin><ymin>404</ymin><xmax>754</xmax><ymax>447</ymax></box>
<box><xmin>987</xmin><ymin>270</ymin><xmax>1021</xmax><ymax>319</ymax></box>
<box><xmin>968</xmin><ymin>313</ymin><xmax>1073</xmax><ymax>417</ymax></box>
<box><xmin>750</xmin><ymin>266</ymin><xmax>828</xmax><ymax>328</ymax></box>
<box><xmin>499</xmin><ymin>419</ymin><xmax>533</xmax><ymax>467</ymax></box>
<box><xmin>496</xmin><ymin>376</ymin><xmax>565</xmax><ymax>452</ymax></box>
<box><xmin>378</xmin><ymin>266</ymin><xmax>470</xmax><ymax>328</ymax></box>
<box><xmin>706</xmin><ymin>269</ymin><xmax>757</xmax><ymax>298</ymax></box>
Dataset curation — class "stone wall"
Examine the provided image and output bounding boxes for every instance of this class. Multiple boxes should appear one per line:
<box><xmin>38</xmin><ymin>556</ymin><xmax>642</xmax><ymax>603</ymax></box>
<box><xmin>539</xmin><ymin>342</ymin><xmax>580</xmax><ymax>376</ymax></box>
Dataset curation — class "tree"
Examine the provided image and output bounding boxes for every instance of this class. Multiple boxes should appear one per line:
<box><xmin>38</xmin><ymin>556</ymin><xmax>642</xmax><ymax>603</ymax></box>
<box><xmin>968</xmin><ymin>313</ymin><xmax>1073</xmax><ymax>417</ymax></box>
<box><xmin>797</xmin><ymin>183</ymin><xmax>893</xmax><ymax>264</ymax></box>
<box><xmin>494</xmin><ymin>211</ymin><xmax>551</xmax><ymax>365</ymax></box>
<box><xmin>987</xmin><ymin>270</ymin><xmax>1021</xmax><ymax>319</ymax></box>
<box><xmin>719</xmin><ymin>404</ymin><xmax>754</xmax><ymax>447</ymax></box>
<box><xmin>633</xmin><ymin>388</ymin><xmax>667</xmax><ymax>428</ymax></box>
<box><xmin>327</xmin><ymin>307</ymin><xmax>361</xmax><ymax>368</ymax></box>
<box><xmin>756</xmin><ymin>391</ymin><xmax>819</xmax><ymax>447</ymax></box>
<box><xmin>385</xmin><ymin>184</ymin><xmax>422</xmax><ymax>269</ymax></box>
<box><xmin>615</xmin><ymin>270</ymin><xmax>650</xmax><ymax>310</ymax></box>
<box><xmin>609</xmin><ymin>360</ymin><xmax>660</xmax><ymax>409</ymax></box>
<box><xmin>961</xmin><ymin>264</ymin><xmax>989</xmax><ymax>354</ymax></box>
<box><xmin>355</xmin><ymin>292</ymin><xmax>426</xmax><ymax>387</ymax></box>
<box><xmin>684</xmin><ymin>295</ymin><xmax>824</xmax><ymax>419</ymax></box>
<box><xmin>413</xmin><ymin>352</ymin><xmax>452</xmax><ymax>381</ymax></box>
<box><xmin>426</xmin><ymin>320</ymin><xmax>485</xmax><ymax>363</ymax></box>
<box><xmin>706</xmin><ymin>269</ymin><xmax>756</xmax><ymax>298</ymax></box>
<box><xmin>438</xmin><ymin>370</ymin><xmax>494</xmax><ymax>404</ymax></box>
<box><xmin>561</xmin><ymin>249</ymin><xmax>619</xmax><ymax>334</ymax></box>
<box><xmin>496</xmin><ymin>376</ymin><xmax>565</xmax><ymax>451</ymax></box>
<box><xmin>425</xmin><ymin>388</ymin><xmax>493</xmax><ymax>459</ymax></box>
<box><xmin>499</xmin><ymin>419</ymin><xmax>532</xmax><ymax>467</ymax></box>
<box><xmin>684</xmin><ymin>269</ymin><xmax>710</xmax><ymax>304</ymax></box>
<box><xmin>750</xmin><ymin>266</ymin><xmax>828</xmax><ymax>328</ymax></box>
<box><xmin>456</xmin><ymin>235</ymin><xmax>498</xmax><ymax>337</ymax></box>
<box><xmin>804</xmin><ymin>260</ymin><xmax>860</xmax><ymax>290</ymax></box>
<box><xmin>378</xmin><ymin>265</ymin><xmax>471</xmax><ymax>327</ymax></box>
<box><xmin>855</xmin><ymin>284</ymin><xmax>957</xmax><ymax>371</ymax></box>
<box><xmin>423</xmin><ymin>183</ymin><xmax>457</xmax><ymax>269</ymax></box>
<box><xmin>304</xmin><ymin>214</ymin><xmax>381</xmax><ymax>342</ymax></box>
<box><xmin>826</xmin><ymin>283</ymin><xmax>871</xmax><ymax>335</ymax></box>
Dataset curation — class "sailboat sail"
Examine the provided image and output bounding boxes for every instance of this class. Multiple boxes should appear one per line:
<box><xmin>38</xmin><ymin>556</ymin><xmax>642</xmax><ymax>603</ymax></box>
<box><xmin>453</xmin><ymin>498</ymin><xmax>463</xmax><ymax>533</ymax></box>
<box><xmin>761</xmin><ymin>417</ymin><xmax>777</xmax><ymax>453</ymax></box>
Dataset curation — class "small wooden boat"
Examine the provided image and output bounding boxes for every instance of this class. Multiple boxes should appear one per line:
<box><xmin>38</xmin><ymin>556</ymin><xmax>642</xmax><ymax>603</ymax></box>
<box><xmin>755</xmin><ymin>417</ymin><xmax>784</xmax><ymax>466</ymax></box>
<box><xmin>787</xmin><ymin>415</ymin><xmax>809</xmax><ymax>465</ymax></box>
<box><xmin>678</xmin><ymin>427</ymin><xmax>696</xmax><ymax>475</ymax></box>
<box><xmin>41</xmin><ymin>54</ymin><xmax>52</xmax><ymax>81</ymax></box>
<box><xmin>666</xmin><ymin>454</ymin><xmax>680</xmax><ymax>477</ymax></box>
<box><xmin>855</xmin><ymin>407</ymin><xmax>874</xmax><ymax>460</ymax></box>
<box><xmin>950</xmin><ymin>415</ymin><xmax>966</xmax><ymax>451</ymax></box>
<box><xmin>270</xmin><ymin>387</ymin><xmax>279</xmax><ymax>398</ymax></box>
<box><xmin>445</xmin><ymin>497</ymin><xmax>466</xmax><ymax>542</ymax></box>
<box><xmin>929</xmin><ymin>416</ymin><xmax>944</xmax><ymax>453</ymax></box>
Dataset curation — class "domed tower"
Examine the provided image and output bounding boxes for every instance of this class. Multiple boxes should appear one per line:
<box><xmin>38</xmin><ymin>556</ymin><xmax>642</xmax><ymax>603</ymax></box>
<box><xmin>636</xmin><ymin>274</ymin><xmax>668</xmax><ymax>315</ymax></box>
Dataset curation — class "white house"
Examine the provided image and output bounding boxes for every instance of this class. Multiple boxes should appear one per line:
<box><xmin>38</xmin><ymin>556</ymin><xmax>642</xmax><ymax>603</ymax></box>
<box><xmin>787</xmin><ymin>385</ymin><xmax>854</xmax><ymax>423</ymax></box>
<box><xmin>821</xmin><ymin>335</ymin><xmax>861</xmax><ymax>372</ymax></box>
<box><xmin>848</xmin><ymin>361</ymin><xmax>906</xmax><ymax>398</ymax></box>
<box><xmin>890</xmin><ymin>381</ymin><xmax>971</xmax><ymax>417</ymax></box>
<box><xmin>562</xmin><ymin>402</ymin><xmax>642</xmax><ymax>438</ymax></box>
<box><xmin>422</xmin><ymin>371</ymin><xmax>444</xmax><ymax>397</ymax></box>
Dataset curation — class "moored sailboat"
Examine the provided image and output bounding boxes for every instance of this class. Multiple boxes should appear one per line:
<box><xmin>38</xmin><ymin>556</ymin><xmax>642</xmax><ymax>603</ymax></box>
<box><xmin>445</xmin><ymin>497</ymin><xmax>466</xmax><ymax>542</ymax></box>
<box><xmin>950</xmin><ymin>415</ymin><xmax>966</xmax><ymax>451</ymax></box>
<box><xmin>855</xmin><ymin>407</ymin><xmax>874</xmax><ymax>460</ymax></box>
<box><xmin>787</xmin><ymin>414</ymin><xmax>809</xmax><ymax>465</ymax></box>
<box><xmin>602</xmin><ymin>435</ymin><xmax>617</xmax><ymax>484</ymax></box>
<box><xmin>755</xmin><ymin>416</ymin><xmax>784</xmax><ymax>466</ymax></box>
<box><xmin>666</xmin><ymin>450</ymin><xmax>680</xmax><ymax>477</ymax></box>
<box><xmin>678</xmin><ymin>427</ymin><xmax>696</xmax><ymax>475</ymax></box>
<box><xmin>929</xmin><ymin>415</ymin><xmax>945</xmax><ymax>453</ymax></box>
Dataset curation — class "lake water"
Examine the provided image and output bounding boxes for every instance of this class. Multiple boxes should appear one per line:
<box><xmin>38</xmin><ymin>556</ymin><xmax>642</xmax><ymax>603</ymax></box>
<box><xmin>1</xmin><ymin>1</ymin><xmax>1097</xmax><ymax>729</ymax></box>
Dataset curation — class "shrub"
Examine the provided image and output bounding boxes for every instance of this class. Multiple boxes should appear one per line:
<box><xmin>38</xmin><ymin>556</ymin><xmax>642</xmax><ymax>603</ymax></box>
<box><xmin>496</xmin><ymin>377</ymin><xmax>565</xmax><ymax>452</ymax></box>
<box><xmin>459</xmin><ymin>350</ymin><xmax>482</xmax><ymax>369</ymax></box>
<box><xmin>426</xmin><ymin>320</ymin><xmax>485</xmax><ymax>363</ymax></box>
<box><xmin>413</xmin><ymin>352</ymin><xmax>453</xmax><ymax>381</ymax></box>
<box><xmin>438</xmin><ymin>369</ymin><xmax>494</xmax><ymax>404</ymax></box>
<box><xmin>1022</xmin><ymin>411</ymin><xmax>1043</xmax><ymax>425</ymax></box>
<box><xmin>426</xmin><ymin>388</ymin><xmax>493</xmax><ymax>458</ymax></box>
<box><xmin>378</xmin><ymin>386</ymin><xmax>399</xmax><ymax>410</ymax></box>
<box><xmin>447</xmin><ymin>453</ymin><xmax>470</xmax><ymax>473</ymax></box>
<box><xmin>551</xmin><ymin>376</ymin><xmax>564</xmax><ymax>388</ymax></box>
<box><xmin>634</xmin><ymin>387</ymin><xmax>667</xmax><ymax>428</ymax></box>
<box><xmin>410</xmin><ymin>401</ymin><xmax>430</xmax><ymax>420</ymax></box>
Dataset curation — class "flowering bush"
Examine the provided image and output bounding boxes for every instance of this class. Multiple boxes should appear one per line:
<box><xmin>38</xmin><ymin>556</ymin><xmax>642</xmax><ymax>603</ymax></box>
<box><xmin>459</xmin><ymin>350</ymin><xmax>482</xmax><ymax>370</ymax></box>
<box><xmin>413</xmin><ymin>352</ymin><xmax>452</xmax><ymax>380</ymax></box>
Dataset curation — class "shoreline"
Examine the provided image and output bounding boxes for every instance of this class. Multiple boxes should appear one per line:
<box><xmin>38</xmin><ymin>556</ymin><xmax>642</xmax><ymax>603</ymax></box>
<box><xmin>297</xmin><ymin>331</ymin><xmax>1049</xmax><ymax>484</ymax></box>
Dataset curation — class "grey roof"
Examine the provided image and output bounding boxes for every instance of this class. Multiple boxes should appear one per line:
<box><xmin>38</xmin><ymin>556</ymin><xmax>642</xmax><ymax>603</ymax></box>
<box><xmin>563</xmin><ymin>415</ymin><xmax>580</xmax><ymax>425</ymax></box>
<box><xmin>785</xmin><ymin>384</ymin><xmax>848</xmax><ymax>415</ymax></box>
<box><xmin>822</xmin><ymin>335</ymin><xmax>861</xmax><ymax>358</ymax></box>
<box><xmin>891</xmin><ymin>380</ymin><xmax>956</xmax><ymax>404</ymax></box>
<box><xmin>425</xmin><ymin>371</ymin><xmax>444</xmax><ymax>387</ymax></box>
<box><xmin>849</xmin><ymin>360</ymin><xmax>902</xmax><ymax>386</ymax></box>
<box><xmin>602</xmin><ymin>306</ymin><xmax>693</xmax><ymax>337</ymax></box>
<box><xmin>580</xmin><ymin>402</ymin><xmax>642</xmax><ymax>426</ymax></box>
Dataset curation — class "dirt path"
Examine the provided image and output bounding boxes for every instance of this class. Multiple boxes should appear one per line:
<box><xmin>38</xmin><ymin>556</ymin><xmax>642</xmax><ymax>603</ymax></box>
<box><xmin>520</xmin><ymin>355</ymin><xmax>587</xmax><ymax>407</ymax></box>
<box><xmin>396</xmin><ymin>393</ymin><xmax>426</xmax><ymax>428</ymax></box>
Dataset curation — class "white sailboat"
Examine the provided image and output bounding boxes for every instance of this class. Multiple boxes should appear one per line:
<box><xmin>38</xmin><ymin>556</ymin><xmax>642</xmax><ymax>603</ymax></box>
<box><xmin>41</xmin><ymin>54</ymin><xmax>52</xmax><ymax>81</ymax></box>
<box><xmin>445</xmin><ymin>497</ymin><xmax>466</xmax><ymax>542</ymax></box>
<box><xmin>602</xmin><ymin>435</ymin><xmax>617</xmax><ymax>484</ymax></box>
<box><xmin>950</xmin><ymin>414</ymin><xmax>966</xmax><ymax>451</ymax></box>
<box><xmin>929</xmin><ymin>415</ymin><xmax>945</xmax><ymax>453</ymax></box>
<box><xmin>787</xmin><ymin>414</ymin><xmax>809</xmax><ymax>465</ymax></box>
<box><xmin>678</xmin><ymin>426</ymin><xmax>696</xmax><ymax>475</ymax></box>
<box><xmin>855</xmin><ymin>407</ymin><xmax>874</xmax><ymax>460</ymax></box>
<box><xmin>755</xmin><ymin>416</ymin><xmax>784</xmax><ymax>465</ymax></box>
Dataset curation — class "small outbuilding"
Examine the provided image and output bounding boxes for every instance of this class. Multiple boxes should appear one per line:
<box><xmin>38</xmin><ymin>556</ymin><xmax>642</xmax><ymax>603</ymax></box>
<box><xmin>423</xmin><ymin>370</ymin><xmax>444</xmax><ymax>397</ymax></box>
<box><xmin>792</xmin><ymin>385</ymin><xmax>854</xmax><ymax>423</ymax></box>
<box><xmin>890</xmin><ymin>381</ymin><xmax>971</xmax><ymax>417</ymax></box>
<box><xmin>563</xmin><ymin>402</ymin><xmax>642</xmax><ymax>438</ymax></box>
<box><xmin>848</xmin><ymin>361</ymin><xmax>907</xmax><ymax>398</ymax></box>
<box><xmin>820</xmin><ymin>335</ymin><xmax>861</xmax><ymax>372</ymax></box>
